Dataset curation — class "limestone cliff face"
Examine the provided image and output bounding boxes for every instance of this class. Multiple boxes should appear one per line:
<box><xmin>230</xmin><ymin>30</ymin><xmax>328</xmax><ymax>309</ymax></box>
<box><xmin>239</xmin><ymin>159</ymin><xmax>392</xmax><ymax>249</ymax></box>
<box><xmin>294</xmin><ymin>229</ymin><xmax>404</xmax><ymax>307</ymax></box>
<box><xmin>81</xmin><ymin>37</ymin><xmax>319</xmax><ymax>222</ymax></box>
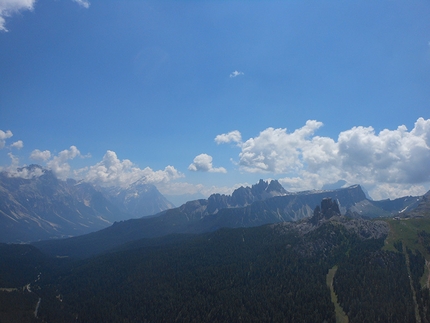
<box><xmin>310</xmin><ymin>198</ymin><xmax>341</xmax><ymax>225</ymax></box>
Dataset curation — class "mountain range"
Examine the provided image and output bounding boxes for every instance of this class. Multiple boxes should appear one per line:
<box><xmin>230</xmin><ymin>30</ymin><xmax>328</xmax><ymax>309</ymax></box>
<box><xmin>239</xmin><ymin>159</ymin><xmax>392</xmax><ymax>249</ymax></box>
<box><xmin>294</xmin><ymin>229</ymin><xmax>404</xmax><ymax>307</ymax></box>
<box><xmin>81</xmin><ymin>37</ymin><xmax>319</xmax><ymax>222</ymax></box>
<box><xmin>1</xmin><ymin>168</ymin><xmax>430</xmax><ymax>322</ymax></box>
<box><xmin>1</xmin><ymin>197</ymin><xmax>428</xmax><ymax>323</ymax></box>
<box><xmin>0</xmin><ymin>165</ymin><xmax>173</xmax><ymax>243</ymax></box>
<box><xmin>33</xmin><ymin>180</ymin><xmax>424</xmax><ymax>259</ymax></box>
<box><xmin>0</xmin><ymin>164</ymin><xmax>427</xmax><ymax>250</ymax></box>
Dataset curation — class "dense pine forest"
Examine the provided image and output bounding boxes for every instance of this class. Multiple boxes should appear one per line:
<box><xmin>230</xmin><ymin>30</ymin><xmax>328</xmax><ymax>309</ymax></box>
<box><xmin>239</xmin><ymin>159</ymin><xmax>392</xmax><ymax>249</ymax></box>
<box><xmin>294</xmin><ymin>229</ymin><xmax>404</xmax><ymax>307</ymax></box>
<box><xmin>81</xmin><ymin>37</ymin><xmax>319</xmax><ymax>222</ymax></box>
<box><xmin>2</xmin><ymin>201</ymin><xmax>430</xmax><ymax>322</ymax></box>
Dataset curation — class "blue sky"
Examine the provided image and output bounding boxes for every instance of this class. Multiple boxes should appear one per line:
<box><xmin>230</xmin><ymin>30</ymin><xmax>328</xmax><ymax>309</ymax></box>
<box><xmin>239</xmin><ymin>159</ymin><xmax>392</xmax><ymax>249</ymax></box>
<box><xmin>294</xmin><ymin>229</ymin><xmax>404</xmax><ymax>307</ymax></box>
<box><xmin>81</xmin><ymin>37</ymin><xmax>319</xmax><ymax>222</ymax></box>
<box><xmin>1</xmin><ymin>0</ymin><xmax>430</xmax><ymax>205</ymax></box>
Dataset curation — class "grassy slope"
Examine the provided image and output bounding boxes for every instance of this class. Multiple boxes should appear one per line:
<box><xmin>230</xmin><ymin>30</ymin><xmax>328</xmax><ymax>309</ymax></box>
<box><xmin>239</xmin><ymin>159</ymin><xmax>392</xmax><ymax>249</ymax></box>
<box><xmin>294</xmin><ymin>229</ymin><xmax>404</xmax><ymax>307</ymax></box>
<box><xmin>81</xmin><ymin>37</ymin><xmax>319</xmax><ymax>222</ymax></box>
<box><xmin>384</xmin><ymin>217</ymin><xmax>430</xmax><ymax>287</ymax></box>
<box><xmin>326</xmin><ymin>266</ymin><xmax>349</xmax><ymax>323</ymax></box>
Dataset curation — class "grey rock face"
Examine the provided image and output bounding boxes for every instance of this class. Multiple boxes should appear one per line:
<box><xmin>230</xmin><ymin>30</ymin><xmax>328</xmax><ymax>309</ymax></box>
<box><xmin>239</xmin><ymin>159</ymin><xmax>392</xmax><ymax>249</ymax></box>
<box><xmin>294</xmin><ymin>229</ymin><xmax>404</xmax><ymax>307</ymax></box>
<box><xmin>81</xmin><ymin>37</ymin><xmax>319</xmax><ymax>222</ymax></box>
<box><xmin>0</xmin><ymin>165</ymin><xmax>174</xmax><ymax>242</ymax></box>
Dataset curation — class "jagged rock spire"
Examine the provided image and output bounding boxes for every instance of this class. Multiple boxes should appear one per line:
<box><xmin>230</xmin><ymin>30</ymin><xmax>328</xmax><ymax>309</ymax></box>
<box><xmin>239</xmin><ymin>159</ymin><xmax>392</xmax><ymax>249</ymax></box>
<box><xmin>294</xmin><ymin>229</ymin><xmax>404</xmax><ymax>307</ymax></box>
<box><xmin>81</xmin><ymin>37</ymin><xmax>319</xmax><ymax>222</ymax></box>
<box><xmin>310</xmin><ymin>198</ymin><xmax>341</xmax><ymax>225</ymax></box>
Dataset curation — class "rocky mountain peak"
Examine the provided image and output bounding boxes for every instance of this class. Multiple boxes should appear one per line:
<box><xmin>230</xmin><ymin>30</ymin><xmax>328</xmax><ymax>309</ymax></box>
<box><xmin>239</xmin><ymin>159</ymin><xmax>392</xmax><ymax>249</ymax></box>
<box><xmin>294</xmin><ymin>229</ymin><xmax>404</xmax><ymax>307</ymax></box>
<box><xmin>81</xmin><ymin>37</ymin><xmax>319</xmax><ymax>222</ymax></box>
<box><xmin>267</xmin><ymin>179</ymin><xmax>288</xmax><ymax>194</ymax></box>
<box><xmin>0</xmin><ymin>165</ymin><xmax>175</xmax><ymax>242</ymax></box>
<box><xmin>251</xmin><ymin>179</ymin><xmax>269</xmax><ymax>192</ymax></box>
<box><xmin>228</xmin><ymin>179</ymin><xmax>287</xmax><ymax>207</ymax></box>
<box><xmin>310</xmin><ymin>198</ymin><xmax>341</xmax><ymax>225</ymax></box>
<box><xmin>251</xmin><ymin>179</ymin><xmax>287</xmax><ymax>196</ymax></box>
<box><xmin>100</xmin><ymin>182</ymin><xmax>174</xmax><ymax>218</ymax></box>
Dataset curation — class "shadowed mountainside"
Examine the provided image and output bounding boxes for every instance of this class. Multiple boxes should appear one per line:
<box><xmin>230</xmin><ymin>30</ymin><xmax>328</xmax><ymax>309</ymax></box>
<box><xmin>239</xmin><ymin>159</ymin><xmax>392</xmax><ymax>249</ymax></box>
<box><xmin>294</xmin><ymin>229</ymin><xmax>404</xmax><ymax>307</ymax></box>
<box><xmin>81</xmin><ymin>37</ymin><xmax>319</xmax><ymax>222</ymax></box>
<box><xmin>0</xmin><ymin>165</ymin><xmax>173</xmax><ymax>243</ymax></box>
<box><xmin>33</xmin><ymin>184</ymin><xmax>413</xmax><ymax>259</ymax></box>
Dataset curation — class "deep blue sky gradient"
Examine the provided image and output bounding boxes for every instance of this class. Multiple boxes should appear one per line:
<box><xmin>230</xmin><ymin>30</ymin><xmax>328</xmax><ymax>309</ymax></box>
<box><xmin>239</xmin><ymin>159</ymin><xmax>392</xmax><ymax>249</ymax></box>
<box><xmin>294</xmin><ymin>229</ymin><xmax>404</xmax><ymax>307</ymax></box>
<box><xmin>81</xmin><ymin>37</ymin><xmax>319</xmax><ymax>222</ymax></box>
<box><xmin>1</xmin><ymin>0</ymin><xmax>430</xmax><ymax>203</ymax></box>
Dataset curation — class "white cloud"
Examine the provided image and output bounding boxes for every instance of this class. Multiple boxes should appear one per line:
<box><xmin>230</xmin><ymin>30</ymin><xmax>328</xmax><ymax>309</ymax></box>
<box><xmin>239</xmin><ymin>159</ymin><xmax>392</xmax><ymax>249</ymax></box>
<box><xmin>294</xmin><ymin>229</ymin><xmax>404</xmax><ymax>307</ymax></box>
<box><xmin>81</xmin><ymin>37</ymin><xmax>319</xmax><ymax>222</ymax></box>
<box><xmin>188</xmin><ymin>153</ymin><xmax>227</xmax><ymax>173</ymax></box>
<box><xmin>0</xmin><ymin>16</ymin><xmax>5</xmax><ymax>30</ymax></box>
<box><xmin>218</xmin><ymin>118</ymin><xmax>430</xmax><ymax>199</ymax></box>
<box><xmin>0</xmin><ymin>0</ymin><xmax>35</xmax><ymax>31</ymax></box>
<box><xmin>30</xmin><ymin>149</ymin><xmax>51</xmax><ymax>161</ymax></box>
<box><xmin>84</xmin><ymin>150</ymin><xmax>183</xmax><ymax>187</ymax></box>
<box><xmin>73</xmin><ymin>0</ymin><xmax>90</xmax><ymax>9</ymax></box>
<box><xmin>368</xmin><ymin>183</ymin><xmax>429</xmax><ymax>201</ymax></box>
<box><xmin>7</xmin><ymin>152</ymin><xmax>19</xmax><ymax>168</ymax></box>
<box><xmin>237</xmin><ymin>120</ymin><xmax>323</xmax><ymax>173</ymax></box>
<box><xmin>229</xmin><ymin>70</ymin><xmax>244</xmax><ymax>78</ymax></box>
<box><xmin>0</xmin><ymin>152</ymin><xmax>44</xmax><ymax>179</ymax></box>
<box><xmin>0</xmin><ymin>129</ymin><xmax>13</xmax><ymax>148</ymax></box>
<box><xmin>7</xmin><ymin>165</ymin><xmax>45</xmax><ymax>179</ymax></box>
<box><xmin>45</xmin><ymin>146</ymin><xmax>82</xmax><ymax>179</ymax></box>
<box><xmin>0</xmin><ymin>0</ymin><xmax>89</xmax><ymax>31</ymax></box>
<box><xmin>215</xmin><ymin>130</ymin><xmax>242</xmax><ymax>145</ymax></box>
<box><xmin>10</xmin><ymin>140</ymin><xmax>23</xmax><ymax>149</ymax></box>
<box><xmin>337</xmin><ymin>118</ymin><xmax>430</xmax><ymax>185</ymax></box>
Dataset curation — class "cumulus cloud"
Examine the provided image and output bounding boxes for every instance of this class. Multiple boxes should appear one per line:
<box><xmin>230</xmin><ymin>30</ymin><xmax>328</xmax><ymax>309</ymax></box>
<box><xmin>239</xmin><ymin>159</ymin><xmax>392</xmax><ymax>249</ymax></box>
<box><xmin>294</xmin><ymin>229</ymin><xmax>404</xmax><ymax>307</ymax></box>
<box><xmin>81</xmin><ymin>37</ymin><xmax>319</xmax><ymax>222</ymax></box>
<box><xmin>4</xmin><ymin>145</ymin><xmax>184</xmax><ymax>189</ymax></box>
<box><xmin>30</xmin><ymin>149</ymin><xmax>51</xmax><ymax>161</ymax></box>
<box><xmin>188</xmin><ymin>153</ymin><xmax>227</xmax><ymax>173</ymax></box>
<box><xmin>0</xmin><ymin>0</ymin><xmax>35</xmax><ymax>31</ymax></box>
<box><xmin>73</xmin><ymin>0</ymin><xmax>90</xmax><ymax>8</ymax></box>
<box><xmin>7</xmin><ymin>164</ymin><xmax>45</xmax><ymax>179</ymax></box>
<box><xmin>218</xmin><ymin>117</ymin><xmax>430</xmax><ymax>198</ymax></box>
<box><xmin>336</xmin><ymin>119</ymin><xmax>430</xmax><ymax>185</ymax></box>
<box><xmin>10</xmin><ymin>140</ymin><xmax>23</xmax><ymax>149</ymax></box>
<box><xmin>229</xmin><ymin>70</ymin><xmax>244</xmax><ymax>78</ymax></box>
<box><xmin>45</xmin><ymin>146</ymin><xmax>82</xmax><ymax>179</ymax></box>
<box><xmin>215</xmin><ymin>130</ymin><xmax>242</xmax><ymax>145</ymax></box>
<box><xmin>0</xmin><ymin>129</ymin><xmax>13</xmax><ymax>148</ymax></box>
<box><xmin>237</xmin><ymin>120</ymin><xmax>323</xmax><ymax>173</ymax></box>
<box><xmin>84</xmin><ymin>150</ymin><xmax>183</xmax><ymax>187</ymax></box>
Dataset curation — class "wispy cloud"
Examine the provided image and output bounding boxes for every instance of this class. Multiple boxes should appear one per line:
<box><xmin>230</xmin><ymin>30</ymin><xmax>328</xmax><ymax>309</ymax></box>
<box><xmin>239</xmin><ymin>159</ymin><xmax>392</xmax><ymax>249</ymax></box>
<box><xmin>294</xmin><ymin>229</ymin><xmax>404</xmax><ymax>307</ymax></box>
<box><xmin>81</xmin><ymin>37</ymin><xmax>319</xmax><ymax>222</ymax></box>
<box><xmin>188</xmin><ymin>153</ymin><xmax>227</xmax><ymax>173</ymax></box>
<box><xmin>229</xmin><ymin>70</ymin><xmax>244</xmax><ymax>78</ymax></box>
<box><xmin>73</xmin><ymin>0</ymin><xmax>90</xmax><ymax>9</ymax></box>
<box><xmin>0</xmin><ymin>0</ymin><xmax>89</xmax><ymax>31</ymax></box>
<box><xmin>0</xmin><ymin>0</ymin><xmax>35</xmax><ymax>31</ymax></box>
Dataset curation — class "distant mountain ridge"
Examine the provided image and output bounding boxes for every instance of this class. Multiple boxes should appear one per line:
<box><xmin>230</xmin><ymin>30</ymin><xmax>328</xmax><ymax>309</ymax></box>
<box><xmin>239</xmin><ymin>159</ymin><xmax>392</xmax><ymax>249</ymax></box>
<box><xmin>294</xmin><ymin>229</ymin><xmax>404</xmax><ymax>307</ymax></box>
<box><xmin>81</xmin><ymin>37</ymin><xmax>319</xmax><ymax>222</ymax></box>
<box><xmin>1</xmin><ymin>165</ymin><xmax>426</xmax><ymax>246</ymax></box>
<box><xmin>0</xmin><ymin>165</ymin><xmax>174</xmax><ymax>243</ymax></box>
<box><xmin>101</xmin><ymin>179</ymin><xmax>175</xmax><ymax>218</ymax></box>
<box><xmin>34</xmin><ymin>181</ymin><xmax>422</xmax><ymax>258</ymax></box>
<box><xmin>168</xmin><ymin>179</ymin><xmax>288</xmax><ymax>221</ymax></box>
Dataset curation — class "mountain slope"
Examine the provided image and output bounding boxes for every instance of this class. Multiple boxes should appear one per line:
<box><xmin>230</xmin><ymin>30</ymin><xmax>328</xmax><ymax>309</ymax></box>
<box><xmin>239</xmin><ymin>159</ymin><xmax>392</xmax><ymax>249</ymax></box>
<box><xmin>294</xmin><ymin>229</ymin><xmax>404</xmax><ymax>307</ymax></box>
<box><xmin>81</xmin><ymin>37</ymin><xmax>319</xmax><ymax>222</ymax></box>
<box><xmin>400</xmin><ymin>190</ymin><xmax>430</xmax><ymax>218</ymax></box>
<box><xmin>6</xmin><ymin>198</ymin><xmax>430</xmax><ymax>322</ymax></box>
<box><xmin>100</xmin><ymin>179</ymin><xmax>175</xmax><ymax>218</ymax></box>
<box><xmin>0</xmin><ymin>166</ymin><xmax>121</xmax><ymax>242</ymax></box>
<box><xmin>33</xmin><ymin>183</ymin><xmax>386</xmax><ymax>258</ymax></box>
<box><xmin>0</xmin><ymin>165</ymin><xmax>174</xmax><ymax>243</ymax></box>
<box><xmin>5</xmin><ymin>199</ymin><xmax>421</xmax><ymax>323</ymax></box>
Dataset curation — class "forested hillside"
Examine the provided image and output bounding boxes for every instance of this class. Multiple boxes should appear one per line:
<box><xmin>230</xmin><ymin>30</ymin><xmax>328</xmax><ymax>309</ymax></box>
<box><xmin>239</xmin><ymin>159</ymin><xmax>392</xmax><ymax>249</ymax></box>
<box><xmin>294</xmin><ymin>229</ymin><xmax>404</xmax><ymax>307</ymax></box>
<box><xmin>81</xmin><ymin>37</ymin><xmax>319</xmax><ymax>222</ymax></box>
<box><xmin>2</xmin><ymin>199</ymin><xmax>430</xmax><ymax>322</ymax></box>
